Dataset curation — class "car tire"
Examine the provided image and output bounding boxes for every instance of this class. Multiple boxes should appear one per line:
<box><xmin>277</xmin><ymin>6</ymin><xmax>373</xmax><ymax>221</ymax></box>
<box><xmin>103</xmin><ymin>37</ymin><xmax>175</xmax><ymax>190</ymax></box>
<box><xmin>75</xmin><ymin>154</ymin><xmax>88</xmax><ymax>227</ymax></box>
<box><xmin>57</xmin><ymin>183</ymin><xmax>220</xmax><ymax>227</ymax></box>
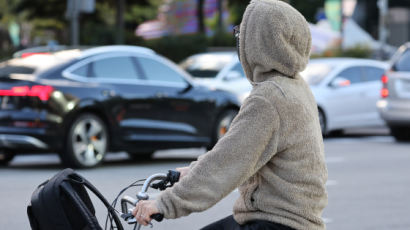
<box><xmin>127</xmin><ymin>151</ymin><xmax>154</xmax><ymax>162</ymax></box>
<box><xmin>207</xmin><ymin>109</ymin><xmax>238</xmax><ymax>150</ymax></box>
<box><xmin>390</xmin><ymin>126</ymin><xmax>410</xmax><ymax>142</ymax></box>
<box><xmin>318</xmin><ymin>108</ymin><xmax>327</xmax><ymax>136</ymax></box>
<box><xmin>0</xmin><ymin>150</ymin><xmax>15</xmax><ymax>166</ymax></box>
<box><xmin>60</xmin><ymin>113</ymin><xmax>108</xmax><ymax>168</ymax></box>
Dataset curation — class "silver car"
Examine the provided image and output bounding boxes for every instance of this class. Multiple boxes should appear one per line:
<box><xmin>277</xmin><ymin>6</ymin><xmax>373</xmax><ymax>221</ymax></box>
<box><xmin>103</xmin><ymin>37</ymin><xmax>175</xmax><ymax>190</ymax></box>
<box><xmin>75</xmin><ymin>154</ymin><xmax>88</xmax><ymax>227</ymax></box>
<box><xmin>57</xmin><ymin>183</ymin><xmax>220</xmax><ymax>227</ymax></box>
<box><xmin>179</xmin><ymin>52</ymin><xmax>252</xmax><ymax>103</ymax></box>
<box><xmin>377</xmin><ymin>43</ymin><xmax>410</xmax><ymax>141</ymax></box>
<box><xmin>301</xmin><ymin>58</ymin><xmax>388</xmax><ymax>135</ymax></box>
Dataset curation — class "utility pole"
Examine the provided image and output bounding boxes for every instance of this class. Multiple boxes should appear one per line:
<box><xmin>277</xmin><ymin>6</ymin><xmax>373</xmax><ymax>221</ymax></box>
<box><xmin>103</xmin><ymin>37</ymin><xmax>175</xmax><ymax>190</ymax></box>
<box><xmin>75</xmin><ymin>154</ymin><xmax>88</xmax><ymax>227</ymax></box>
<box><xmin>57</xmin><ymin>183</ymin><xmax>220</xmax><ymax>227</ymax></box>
<box><xmin>340</xmin><ymin>0</ymin><xmax>344</xmax><ymax>50</ymax></box>
<box><xmin>377</xmin><ymin>0</ymin><xmax>389</xmax><ymax>60</ymax></box>
<box><xmin>217</xmin><ymin>0</ymin><xmax>223</xmax><ymax>32</ymax></box>
<box><xmin>66</xmin><ymin>0</ymin><xmax>95</xmax><ymax>46</ymax></box>
<box><xmin>116</xmin><ymin>0</ymin><xmax>125</xmax><ymax>44</ymax></box>
<box><xmin>197</xmin><ymin>0</ymin><xmax>205</xmax><ymax>33</ymax></box>
<box><xmin>69</xmin><ymin>0</ymin><xmax>80</xmax><ymax>46</ymax></box>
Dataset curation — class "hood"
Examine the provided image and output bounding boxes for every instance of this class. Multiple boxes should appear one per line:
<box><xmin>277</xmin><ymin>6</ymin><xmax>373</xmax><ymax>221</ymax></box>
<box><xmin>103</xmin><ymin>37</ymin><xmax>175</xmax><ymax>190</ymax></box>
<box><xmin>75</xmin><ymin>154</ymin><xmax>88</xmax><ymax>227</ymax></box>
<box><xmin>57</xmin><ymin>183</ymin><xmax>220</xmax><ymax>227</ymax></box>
<box><xmin>239</xmin><ymin>0</ymin><xmax>312</xmax><ymax>84</ymax></box>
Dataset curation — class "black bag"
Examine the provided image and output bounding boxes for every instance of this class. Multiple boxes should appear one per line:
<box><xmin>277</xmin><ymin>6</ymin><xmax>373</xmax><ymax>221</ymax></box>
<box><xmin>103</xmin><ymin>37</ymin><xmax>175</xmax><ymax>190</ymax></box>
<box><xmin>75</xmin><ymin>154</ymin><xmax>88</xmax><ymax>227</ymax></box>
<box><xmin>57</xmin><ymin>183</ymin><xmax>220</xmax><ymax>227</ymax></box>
<box><xmin>27</xmin><ymin>168</ymin><xmax>123</xmax><ymax>230</ymax></box>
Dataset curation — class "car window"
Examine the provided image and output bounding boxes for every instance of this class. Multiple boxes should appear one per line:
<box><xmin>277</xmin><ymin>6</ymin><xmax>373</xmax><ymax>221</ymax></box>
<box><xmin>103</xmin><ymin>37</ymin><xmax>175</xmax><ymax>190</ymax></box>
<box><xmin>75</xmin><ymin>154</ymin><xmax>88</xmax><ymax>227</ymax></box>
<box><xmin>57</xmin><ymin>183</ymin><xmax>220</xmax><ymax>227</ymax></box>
<box><xmin>91</xmin><ymin>56</ymin><xmax>139</xmax><ymax>79</ymax></box>
<box><xmin>71</xmin><ymin>64</ymin><xmax>90</xmax><ymax>77</ymax></box>
<box><xmin>363</xmin><ymin>66</ymin><xmax>385</xmax><ymax>82</ymax></box>
<box><xmin>301</xmin><ymin>63</ymin><xmax>334</xmax><ymax>85</ymax></box>
<box><xmin>335</xmin><ymin>67</ymin><xmax>363</xmax><ymax>85</ymax></box>
<box><xmin>394</xmin><ymin>51</ymin><xmax>410</xmax><ymax>72</ymax></box>
<box><xmin>231</xmin><ymin>63</ymin><xmax>245</xmax><ymax>78</ymax></box>
<box><xmin>180</xmin><ymin>54</ymin><xmax>233</xmax><ymax>78</ymax></box>
<box><xmin>137</xmin><ymin>57</ymin><xmax>186</xmax><ymax>84</ymax></box>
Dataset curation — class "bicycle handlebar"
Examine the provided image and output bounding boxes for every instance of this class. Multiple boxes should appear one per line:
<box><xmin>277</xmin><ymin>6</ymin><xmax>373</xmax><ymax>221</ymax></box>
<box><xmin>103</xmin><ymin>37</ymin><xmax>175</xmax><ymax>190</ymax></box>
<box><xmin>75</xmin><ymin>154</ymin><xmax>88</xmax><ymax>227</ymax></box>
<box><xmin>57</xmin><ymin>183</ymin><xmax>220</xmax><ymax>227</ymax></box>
<box><xmin>120</xmin><ymin>170</ymin><xmax>180</xmax><ymax>228</ymax></box>
<box><xmin>137</xmin><ymin>173</ymin><xmax>167</xmax><ymax>200</ymax></box>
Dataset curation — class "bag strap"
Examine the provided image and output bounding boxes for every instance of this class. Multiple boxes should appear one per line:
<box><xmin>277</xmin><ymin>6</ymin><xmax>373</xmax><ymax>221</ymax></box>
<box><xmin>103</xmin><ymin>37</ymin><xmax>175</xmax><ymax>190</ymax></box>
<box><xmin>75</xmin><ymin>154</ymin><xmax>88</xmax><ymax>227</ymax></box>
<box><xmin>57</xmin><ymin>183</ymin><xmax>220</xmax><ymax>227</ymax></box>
<box><xmin>60</xmin><ymin>182</ymin><xmax>102</xmax><ymax>230</ymax></box>
<box><xmin>68</xmin><ymin>175</ymin><xmax>124</xmax><ymax>230</ymax></box>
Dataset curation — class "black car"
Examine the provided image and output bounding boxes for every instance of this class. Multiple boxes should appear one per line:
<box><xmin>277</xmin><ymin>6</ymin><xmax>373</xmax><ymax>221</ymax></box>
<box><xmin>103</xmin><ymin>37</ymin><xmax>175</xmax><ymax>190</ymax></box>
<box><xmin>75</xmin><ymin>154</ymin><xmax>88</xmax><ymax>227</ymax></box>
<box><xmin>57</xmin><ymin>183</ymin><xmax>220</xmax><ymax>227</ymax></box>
<box><xmin>0</xmin><ymin>46</ymin><xmax>240</xmax><ymax>168</ymax></box>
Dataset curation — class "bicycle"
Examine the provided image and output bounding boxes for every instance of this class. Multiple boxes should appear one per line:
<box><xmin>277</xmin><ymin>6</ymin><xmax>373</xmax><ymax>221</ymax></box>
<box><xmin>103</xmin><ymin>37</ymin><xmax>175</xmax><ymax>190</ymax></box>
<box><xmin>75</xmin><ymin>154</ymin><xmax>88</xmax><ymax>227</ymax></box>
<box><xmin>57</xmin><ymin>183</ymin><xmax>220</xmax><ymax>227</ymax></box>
<box><xmin>105</xmin><ymin>170</ymin><xmax>180</xmax><ymax>230</ymax></box>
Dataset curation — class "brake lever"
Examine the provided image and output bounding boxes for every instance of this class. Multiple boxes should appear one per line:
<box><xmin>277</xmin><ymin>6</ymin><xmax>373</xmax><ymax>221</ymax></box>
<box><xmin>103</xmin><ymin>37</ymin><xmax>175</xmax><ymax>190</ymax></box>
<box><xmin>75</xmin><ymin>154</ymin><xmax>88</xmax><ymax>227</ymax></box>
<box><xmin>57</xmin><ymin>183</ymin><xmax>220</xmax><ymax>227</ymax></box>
<box><xmin>150</xmin><ymin>170</ymin><xmax>180</xmax><ymax>191</ymax></box>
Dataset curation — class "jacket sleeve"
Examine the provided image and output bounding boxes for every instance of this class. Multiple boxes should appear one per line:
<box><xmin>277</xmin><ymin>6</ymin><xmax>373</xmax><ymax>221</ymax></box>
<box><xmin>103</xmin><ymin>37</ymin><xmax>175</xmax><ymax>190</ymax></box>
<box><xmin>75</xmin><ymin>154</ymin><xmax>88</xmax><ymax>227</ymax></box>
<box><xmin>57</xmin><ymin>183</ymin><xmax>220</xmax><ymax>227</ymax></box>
<box><xmin>156</xmin><ymin>95</ymin><xmax>281</xmax><ymax>219</ymax></box>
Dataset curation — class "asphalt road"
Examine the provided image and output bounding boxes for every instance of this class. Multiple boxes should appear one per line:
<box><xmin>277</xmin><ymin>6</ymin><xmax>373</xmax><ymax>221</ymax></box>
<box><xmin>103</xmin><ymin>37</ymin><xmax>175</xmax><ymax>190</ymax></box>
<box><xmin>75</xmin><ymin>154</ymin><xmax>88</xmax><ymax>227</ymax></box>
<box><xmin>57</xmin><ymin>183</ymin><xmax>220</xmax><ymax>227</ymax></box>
<box><xmin>1</xmin><ymin>135</ymin><xmax>409</xmax><ymax>230</ymax></box>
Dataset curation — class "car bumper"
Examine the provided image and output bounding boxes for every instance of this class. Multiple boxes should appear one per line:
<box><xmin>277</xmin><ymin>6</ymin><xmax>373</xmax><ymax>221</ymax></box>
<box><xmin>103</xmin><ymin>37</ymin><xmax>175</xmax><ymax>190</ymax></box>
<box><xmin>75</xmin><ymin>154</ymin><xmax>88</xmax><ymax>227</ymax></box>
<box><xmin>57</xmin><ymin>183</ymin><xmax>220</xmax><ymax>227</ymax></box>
<box><xmin>0</xmin><ymin>134</ymin><xmax>49</xmax><ymax>150</ymax></box>
<box><xmin>0</xmin><ymin>125</ymin><xmax>63</xmax><ymax>153</ymax></box>
<box><xmin>377</xmin><ymin>99</ymin><xmax>410</xmax><ymax>125</ymax></box>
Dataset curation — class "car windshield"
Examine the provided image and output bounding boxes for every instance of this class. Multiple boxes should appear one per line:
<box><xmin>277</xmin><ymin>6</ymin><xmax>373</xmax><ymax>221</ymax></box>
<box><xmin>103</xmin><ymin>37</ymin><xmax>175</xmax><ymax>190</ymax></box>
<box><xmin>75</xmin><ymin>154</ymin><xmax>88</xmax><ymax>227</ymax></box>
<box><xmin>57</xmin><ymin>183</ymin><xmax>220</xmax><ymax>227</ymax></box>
<box><xmin>300</xmin><ymin>62</ymin><xmax>334</xmax><ymax>85</ymax></box>
<box><xmin>180</xmin><ymin>54</ymin><xmax>233</xmax><ymax>78</ymax></box>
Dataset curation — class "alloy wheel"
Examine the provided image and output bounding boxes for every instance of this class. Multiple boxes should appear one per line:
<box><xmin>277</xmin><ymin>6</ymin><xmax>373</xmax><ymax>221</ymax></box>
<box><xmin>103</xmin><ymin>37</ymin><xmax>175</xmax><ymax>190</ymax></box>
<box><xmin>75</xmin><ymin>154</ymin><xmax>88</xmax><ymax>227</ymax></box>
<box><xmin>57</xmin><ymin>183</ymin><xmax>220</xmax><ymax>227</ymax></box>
<box><xmin>69</xmin><ymin>114</ymin><xmax>107</xmax><ymax>167</ymax></box>
<box><xmin>318</xmin><ymin>109</ymin><xmax>326</xmax><ymax>136</ymax></box>
<box><xmin>216</xmin><ymin>110</ymin><xmax>237</xmax><ymax>140</ymax></box>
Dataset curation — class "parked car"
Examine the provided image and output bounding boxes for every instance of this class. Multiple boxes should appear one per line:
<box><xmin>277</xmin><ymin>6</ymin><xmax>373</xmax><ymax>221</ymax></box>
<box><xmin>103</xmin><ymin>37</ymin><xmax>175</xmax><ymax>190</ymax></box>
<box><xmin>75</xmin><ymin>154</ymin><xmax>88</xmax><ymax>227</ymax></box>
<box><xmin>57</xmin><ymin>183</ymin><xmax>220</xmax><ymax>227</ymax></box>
<box><xmin>300</xmin><ymin>58</ymin><xmax>388</xmax><ymax>135</ymax></box>
<box><xmin>377</xmin><ymin>43</ymin><xmax>410</xmax><ymax>141</ymax></box>
<box><xmin>12</xmin><ymin>45</ymin><xmax>71</xmax><ymax>58</ymax></box>
<box><xmin>0</xmin><ymin>45</ymin><xmax>240</xmax><ymax>168</ymax></box>
<box><xmin>179</xmin><ymin>51</ymin><xmax>251</xmax><ymax>102</ymax></box>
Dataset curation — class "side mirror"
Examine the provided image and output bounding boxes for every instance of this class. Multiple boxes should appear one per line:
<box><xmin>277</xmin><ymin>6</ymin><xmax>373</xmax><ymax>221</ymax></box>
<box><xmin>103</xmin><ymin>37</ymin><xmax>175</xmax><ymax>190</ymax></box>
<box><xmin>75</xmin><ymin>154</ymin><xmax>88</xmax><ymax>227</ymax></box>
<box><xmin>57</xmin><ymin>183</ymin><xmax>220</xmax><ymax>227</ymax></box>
<box><xmin>223</xmin><ymin>71</ymin><xmax>242</xmax><ymax>81</ymax></box>
<box><xmin>330</xmin><ymin>77</ymin><xmax>351</xmax><ymax>88</ymax></box>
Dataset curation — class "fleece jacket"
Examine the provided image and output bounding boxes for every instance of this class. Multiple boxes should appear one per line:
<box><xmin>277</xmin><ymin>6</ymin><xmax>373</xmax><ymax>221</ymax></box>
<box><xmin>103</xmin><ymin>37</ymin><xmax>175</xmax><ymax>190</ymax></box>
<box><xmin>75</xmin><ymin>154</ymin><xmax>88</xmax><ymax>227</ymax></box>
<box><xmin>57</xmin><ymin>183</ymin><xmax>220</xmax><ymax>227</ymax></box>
<box><xmin>156</xmin><ymin>1</ymin><xmax>328</xmax><ymax>229</ymax></box>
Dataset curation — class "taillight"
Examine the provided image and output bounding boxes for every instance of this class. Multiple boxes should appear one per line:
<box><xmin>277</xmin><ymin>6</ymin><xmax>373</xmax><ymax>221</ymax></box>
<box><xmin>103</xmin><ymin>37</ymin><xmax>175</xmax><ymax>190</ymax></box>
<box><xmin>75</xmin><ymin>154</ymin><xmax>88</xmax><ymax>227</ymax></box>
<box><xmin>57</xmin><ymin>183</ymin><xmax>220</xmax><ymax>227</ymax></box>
<box><xmin>381</xmin><ymin>74</ymin><xmax>389</xmax><ymax>98</ymax></box>
<box><xmin>0</xmin><ymin>85</ymin><xmax>54</xmax><ymax>101</ymax></box>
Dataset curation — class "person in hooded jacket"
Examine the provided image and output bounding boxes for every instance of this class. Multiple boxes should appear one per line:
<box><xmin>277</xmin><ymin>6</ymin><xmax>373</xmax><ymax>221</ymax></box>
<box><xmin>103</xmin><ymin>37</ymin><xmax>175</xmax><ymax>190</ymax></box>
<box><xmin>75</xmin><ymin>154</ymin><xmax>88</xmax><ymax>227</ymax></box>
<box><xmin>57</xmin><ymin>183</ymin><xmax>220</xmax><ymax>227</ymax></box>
<box><xmin>132</xmin><ymin>0</ymin><xmax>328</xmax><ymax>229</ymax></box>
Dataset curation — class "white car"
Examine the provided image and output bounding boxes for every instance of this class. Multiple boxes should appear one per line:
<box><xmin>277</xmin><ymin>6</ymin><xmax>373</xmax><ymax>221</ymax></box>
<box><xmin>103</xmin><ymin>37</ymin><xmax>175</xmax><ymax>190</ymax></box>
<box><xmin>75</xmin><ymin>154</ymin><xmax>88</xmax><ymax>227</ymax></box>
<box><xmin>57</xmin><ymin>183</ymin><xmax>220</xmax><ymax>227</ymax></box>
<box><xmin>180</xmin><ymin>52</ymin><xmax>252</xmax><ymax>102</ymax></box>
<box><xmin>301</xmin><ymin>58</ymin><xmax>389</xmax><ymax>135</ymax></box>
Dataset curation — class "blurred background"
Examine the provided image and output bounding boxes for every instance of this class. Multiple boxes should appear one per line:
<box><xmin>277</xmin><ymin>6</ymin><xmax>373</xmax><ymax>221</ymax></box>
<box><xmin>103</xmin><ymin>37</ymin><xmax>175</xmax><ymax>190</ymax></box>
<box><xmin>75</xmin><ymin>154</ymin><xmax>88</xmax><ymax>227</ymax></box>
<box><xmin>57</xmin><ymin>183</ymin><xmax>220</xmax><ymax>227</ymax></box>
<box><xmin>1</xmin><ymin>0</ymin><xmax>410</xmax><ymax>61</ymax></box>
<box><xmin>1</xmin><ymin>0</ymin><xmax>410</xmax><ymax>230</ymax></box>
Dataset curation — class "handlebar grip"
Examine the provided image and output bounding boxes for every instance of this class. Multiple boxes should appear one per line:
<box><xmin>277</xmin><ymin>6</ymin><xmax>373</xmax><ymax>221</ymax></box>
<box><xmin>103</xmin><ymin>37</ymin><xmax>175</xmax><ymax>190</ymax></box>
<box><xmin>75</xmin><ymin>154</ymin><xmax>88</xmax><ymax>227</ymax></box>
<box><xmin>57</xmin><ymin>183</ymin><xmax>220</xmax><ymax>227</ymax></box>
<box><xmin>168</xmin><ymin>170</ymin><xmax>180</xmax><ymax>184</ymax></box>
<box><xmin>151</xmin><ymin>213</ymin><xmax>164</xmax><ymax>222</ymax></box>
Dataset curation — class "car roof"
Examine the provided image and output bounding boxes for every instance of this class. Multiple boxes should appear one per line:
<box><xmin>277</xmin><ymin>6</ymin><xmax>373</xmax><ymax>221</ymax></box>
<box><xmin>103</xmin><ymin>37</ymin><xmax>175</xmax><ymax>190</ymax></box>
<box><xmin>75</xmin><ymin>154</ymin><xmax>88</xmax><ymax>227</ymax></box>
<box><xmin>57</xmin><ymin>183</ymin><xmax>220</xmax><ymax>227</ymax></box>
<box><xmin>309</xmin><ymin>57</ymin><xmax>389</xmax><ymax>68</ymax></box>
<box><xmin>187</xmin><ymin>51</ymin><xmax>237</xmax><ymax>59</ymax></box>
<box><xmin>3</xmin><ymin>45</ymin><xmax>157</xmax><ymax>75</ymax></box>
<box><xmin>79</xmin><ymin>45</ymin><xmax>156</xmax><ymax>58</ymax></box>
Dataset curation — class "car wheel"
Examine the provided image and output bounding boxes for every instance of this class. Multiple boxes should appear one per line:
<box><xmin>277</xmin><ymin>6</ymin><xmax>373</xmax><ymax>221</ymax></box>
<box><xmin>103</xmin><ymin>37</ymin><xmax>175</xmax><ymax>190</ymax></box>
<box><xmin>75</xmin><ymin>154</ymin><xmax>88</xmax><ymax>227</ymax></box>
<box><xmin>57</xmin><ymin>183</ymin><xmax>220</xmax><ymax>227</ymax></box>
<box><xmin>0</xmin><ymin>150</ymin><xmax>15</xmax><ymax>166</ymax></box>
<box><xmin>127</xmin><ymin>151</ymin><xmax>154</xmax><ymax>162</ymax></box>
<box><xmin>208</xmin><ymin>109</ymin><xmax>238</xmax><ymax>150</ymax></box>
<box><xmin>318</xmin><ymin>109</ymin><xmax>327</xmax><ymax>136</ymax></box>
<box><xmin>61</xmin><ymin>113</ymin><xmax>108</xmax><ymax>168</ymax></box>
<box><xmin>390</xmin><ymin>126</ymin><xmax>410</xmax><ymax>142</ymax></box>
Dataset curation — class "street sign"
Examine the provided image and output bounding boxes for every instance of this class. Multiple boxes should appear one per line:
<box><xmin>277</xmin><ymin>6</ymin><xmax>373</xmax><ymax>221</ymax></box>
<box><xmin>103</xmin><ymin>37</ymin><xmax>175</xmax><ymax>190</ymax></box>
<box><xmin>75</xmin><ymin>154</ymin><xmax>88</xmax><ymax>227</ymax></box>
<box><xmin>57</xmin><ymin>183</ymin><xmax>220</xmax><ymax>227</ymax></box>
<box><xmin>80</xmin><ymin>0</ymin><xmax>95</xmax><ymax>13</ymax></box>
<box><xmin>66</xmin><ymin>0</ymin><xmax>95</xmax><ymax>18</ymax></box>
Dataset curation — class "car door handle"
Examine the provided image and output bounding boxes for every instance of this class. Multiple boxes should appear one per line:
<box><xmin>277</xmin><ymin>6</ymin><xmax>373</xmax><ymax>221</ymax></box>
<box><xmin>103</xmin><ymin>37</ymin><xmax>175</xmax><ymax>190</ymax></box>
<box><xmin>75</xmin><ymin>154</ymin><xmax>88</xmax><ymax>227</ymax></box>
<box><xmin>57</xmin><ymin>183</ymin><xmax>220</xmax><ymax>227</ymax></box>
<box><xmin>156</xmin><ymin>92</ymin><xmax>168</xmax><ymax>98</ymax></box>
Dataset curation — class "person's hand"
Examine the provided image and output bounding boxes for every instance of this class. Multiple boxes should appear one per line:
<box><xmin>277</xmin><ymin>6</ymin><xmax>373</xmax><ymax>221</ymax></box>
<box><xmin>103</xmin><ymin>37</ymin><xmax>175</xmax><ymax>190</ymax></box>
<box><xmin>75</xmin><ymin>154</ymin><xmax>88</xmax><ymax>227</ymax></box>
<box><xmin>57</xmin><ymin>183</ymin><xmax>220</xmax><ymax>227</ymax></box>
<box><xmin>132</xmin><ymin>200</ymin><xmax>160</xmax><ymax>226</ymax></box>
<box><xmin>176</xmin><ymin>166</ymin><xmax>190</xmax><ymax>179</ymax></box>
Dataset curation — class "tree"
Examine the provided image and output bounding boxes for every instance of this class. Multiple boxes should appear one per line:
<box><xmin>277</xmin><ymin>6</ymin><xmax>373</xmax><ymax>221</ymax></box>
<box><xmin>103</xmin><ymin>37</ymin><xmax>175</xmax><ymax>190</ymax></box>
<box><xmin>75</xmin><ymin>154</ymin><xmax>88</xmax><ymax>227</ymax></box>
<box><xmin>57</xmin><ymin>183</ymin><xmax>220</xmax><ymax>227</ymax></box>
<box><xmin>12</xmin><ymin>0</ymin><xmax>160</xmax><ymax>46</ymax></box>
<box><xmin>289</xmin><ymin>0</ymin><xmax>325</xmax><ymax>23</ymax></box>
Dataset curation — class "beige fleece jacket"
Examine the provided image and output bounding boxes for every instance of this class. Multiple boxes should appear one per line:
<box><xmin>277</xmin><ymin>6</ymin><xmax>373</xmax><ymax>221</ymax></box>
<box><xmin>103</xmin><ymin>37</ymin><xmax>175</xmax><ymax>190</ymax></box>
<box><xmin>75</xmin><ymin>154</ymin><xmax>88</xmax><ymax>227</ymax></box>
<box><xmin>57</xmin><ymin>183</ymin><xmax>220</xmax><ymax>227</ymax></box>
<box><xmin>156</xmin><ymin>1</ymin><xmax>328</xmax><ymax>230</ymax></box>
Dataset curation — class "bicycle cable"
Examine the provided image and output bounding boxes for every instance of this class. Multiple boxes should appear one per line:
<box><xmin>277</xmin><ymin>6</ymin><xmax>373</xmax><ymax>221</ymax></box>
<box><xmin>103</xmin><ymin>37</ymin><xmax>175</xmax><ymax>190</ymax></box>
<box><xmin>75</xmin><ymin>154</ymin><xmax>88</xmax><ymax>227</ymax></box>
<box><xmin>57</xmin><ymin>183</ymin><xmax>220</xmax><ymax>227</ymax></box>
<box><xmin>104</xmin><ymin>178</ymin><xmax>146</xmax><ymax>230</ymax></box>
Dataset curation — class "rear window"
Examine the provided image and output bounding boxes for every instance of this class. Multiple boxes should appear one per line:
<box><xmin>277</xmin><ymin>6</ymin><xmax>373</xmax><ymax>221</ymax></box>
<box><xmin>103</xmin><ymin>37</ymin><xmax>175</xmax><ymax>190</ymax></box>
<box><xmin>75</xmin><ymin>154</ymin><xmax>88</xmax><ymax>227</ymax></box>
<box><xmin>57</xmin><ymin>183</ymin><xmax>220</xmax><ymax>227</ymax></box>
<box><xmin>0</xmin><ymin>65</ymin><xmax>35</xmax><ymax>78</ymax></box>
<box><xmin>393</xmin><ymin>51</ymin><xmax>410</xmax><ymax>72</ymax></box>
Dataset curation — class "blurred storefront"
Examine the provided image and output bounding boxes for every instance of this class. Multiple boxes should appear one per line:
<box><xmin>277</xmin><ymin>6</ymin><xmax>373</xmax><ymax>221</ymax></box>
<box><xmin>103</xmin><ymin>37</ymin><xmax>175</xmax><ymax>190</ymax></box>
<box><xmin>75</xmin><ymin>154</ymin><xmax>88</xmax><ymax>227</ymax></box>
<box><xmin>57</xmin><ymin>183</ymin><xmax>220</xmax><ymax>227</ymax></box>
<box><xmin>136</xmin><ymin>0</ymin><xmax>230</xmax><ymax>39</ymax></box>
<box><xmin>353</xmin><ymin>0</ymin><xmax>410</xmax><ymax>47</ymax></box>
